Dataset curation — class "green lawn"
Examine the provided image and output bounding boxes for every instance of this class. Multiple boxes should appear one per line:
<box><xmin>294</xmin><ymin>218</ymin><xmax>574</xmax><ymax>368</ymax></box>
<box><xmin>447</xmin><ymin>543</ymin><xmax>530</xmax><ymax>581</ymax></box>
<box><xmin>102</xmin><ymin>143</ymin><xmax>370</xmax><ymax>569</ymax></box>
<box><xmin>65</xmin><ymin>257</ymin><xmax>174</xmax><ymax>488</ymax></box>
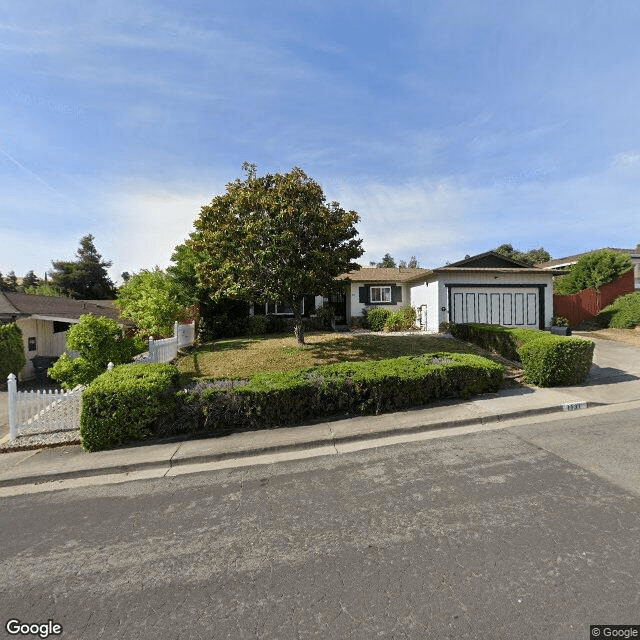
<box><xmin>176</xmin><ymin>331</ymin><xmax>496</xmax><ymax>379</ymax></box>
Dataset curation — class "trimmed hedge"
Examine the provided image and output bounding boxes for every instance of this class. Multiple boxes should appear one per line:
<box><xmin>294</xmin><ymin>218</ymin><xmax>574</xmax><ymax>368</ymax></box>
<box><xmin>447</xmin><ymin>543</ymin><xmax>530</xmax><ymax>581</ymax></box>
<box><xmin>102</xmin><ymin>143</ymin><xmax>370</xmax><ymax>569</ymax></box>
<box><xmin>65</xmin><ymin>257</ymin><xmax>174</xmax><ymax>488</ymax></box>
<box><xmin>449</xmin><ymin>323</ymin><xmax>540</xmax><ymax>361</ymax></box>
<box><xmin>0</xmin><ymin>323</ymin><xmax>26</xmax><ymax>382</ymax></box>
<box><xmin>80</xmin><ymin>363</ymin><xmax>181</xmax><ymax>452</ymax></box>
<box><xmin>175</xmin><ymin>352</ymin><xmax>504</xmax><ymax>435</ymax></box>
<box><xmin>518</xmin><ymin>336</ymin><xmax>594</xmax><ymax>386</ymax></box>
<box><xmin>450</xmin><ymin>323</ymin><xmax>594</xmax><ymax>387</ymax></box>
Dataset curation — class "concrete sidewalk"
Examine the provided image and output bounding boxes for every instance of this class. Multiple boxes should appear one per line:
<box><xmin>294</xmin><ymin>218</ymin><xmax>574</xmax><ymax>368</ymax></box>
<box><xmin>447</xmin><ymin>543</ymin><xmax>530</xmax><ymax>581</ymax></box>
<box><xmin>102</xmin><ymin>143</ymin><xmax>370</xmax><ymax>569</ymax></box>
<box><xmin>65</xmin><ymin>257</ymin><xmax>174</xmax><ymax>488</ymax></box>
<box><xmin>1</xmin><ymin>334</ymin><xmax>639</xmax><ymax>490</ymax></box>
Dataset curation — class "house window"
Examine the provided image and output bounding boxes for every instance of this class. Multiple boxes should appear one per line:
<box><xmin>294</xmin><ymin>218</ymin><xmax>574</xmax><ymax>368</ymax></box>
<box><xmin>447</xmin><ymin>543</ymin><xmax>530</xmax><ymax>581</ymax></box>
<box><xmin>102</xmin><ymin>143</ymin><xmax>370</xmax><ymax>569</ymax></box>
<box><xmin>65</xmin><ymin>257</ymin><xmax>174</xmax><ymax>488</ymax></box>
<box><xmin>263</xmin><ymin>299</ymin><xmax>304</xmax><ymax>315</ymax></box>
<box><xmin>370</xmin><ymin>286</ymin><xmax>392</xmax><ymax>303</ymax></box>
<box><xmin>53</xmin><ymin>321</ymin><xmax>71</xmax><ymax>334</ymax></box>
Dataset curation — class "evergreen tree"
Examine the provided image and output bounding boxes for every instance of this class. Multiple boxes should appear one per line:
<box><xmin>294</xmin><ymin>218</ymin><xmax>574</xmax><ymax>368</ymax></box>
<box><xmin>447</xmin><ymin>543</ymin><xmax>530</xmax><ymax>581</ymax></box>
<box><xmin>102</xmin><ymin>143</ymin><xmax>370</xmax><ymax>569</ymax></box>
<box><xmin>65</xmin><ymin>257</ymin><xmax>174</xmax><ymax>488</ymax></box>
<box><xmin>50</xmin><ymin>234</ymin><xmax>115</xmax><ymax>299</ymax></box>
<box><xmin>2</xmin><ymin>271</ymin><xmax>18</xmax><ymax>292</ymax></box>
<box><xmin>21</xmin><ymin>270</ymin><xmax>40</xmax><ymax>290</ymax></box>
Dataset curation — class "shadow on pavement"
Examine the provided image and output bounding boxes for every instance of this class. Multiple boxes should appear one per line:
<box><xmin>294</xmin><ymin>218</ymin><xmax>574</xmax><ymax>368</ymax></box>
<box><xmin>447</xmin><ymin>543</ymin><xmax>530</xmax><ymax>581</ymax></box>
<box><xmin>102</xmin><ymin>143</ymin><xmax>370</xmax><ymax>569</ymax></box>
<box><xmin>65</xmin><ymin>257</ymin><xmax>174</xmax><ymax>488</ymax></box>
<box><xmin>580</xmin><ymin>364</ymin><xmax>640</xmax><ymax>387</ymax></box>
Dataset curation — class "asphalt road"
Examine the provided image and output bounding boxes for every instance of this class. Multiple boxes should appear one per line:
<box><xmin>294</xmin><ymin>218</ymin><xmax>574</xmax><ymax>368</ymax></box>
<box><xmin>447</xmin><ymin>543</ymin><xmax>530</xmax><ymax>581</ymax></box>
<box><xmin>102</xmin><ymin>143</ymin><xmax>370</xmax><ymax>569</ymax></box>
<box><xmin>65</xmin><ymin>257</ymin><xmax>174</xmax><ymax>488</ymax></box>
<box><xmin>2</xmin><ymin>407</ymin><xmax>640</xmax><ymax>640</ymax></box>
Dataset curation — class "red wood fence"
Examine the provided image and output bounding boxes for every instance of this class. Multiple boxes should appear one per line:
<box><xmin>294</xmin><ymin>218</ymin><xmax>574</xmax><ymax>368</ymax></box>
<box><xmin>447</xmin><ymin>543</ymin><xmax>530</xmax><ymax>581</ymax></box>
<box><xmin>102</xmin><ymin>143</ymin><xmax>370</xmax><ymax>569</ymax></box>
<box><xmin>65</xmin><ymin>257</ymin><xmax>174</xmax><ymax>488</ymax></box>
<box><xmin>553</xmin><ymin>269</ymin><xmax>634</xmax><ymax>327</ymax></box>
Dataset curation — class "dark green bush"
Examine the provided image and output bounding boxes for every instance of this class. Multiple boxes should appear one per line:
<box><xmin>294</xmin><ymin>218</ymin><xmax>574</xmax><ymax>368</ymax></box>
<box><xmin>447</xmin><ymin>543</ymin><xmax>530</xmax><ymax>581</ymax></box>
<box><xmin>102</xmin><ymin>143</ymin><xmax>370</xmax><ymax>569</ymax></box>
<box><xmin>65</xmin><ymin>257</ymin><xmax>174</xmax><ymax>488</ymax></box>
<box><xmin>247</xmin><ymin>315</ymin><xmax>270</xmax><ymax>335</ymax></box>
<box><xmin>553</xmin><ymin>315</ymin><xmax>569</xmax><ymax>327</ymax></box>
<box><xmin>48</xmin><ymin>314</ymin><xmax>141</xmax><ymax>389</ymax></box>
<box><xmin>383</xmin><ymin>310</ymin><xmax>405</xmax><ymax>332</ymax></box>
<box><xmin>0</xmin><ymin>323</ymin><xmax>26</xmax><ymax>381</ymax></box>
<box><xmin>450</xmin><ymin>323</ymin><xmax>540</xmax><ymax>361</ymax></box>
<box><xmin>367</xmin><ymin>307</ymin><xmax>391</xmax><ymax>331</ymax></box>
<box><xmin>450</xmin><ymin>323</ymin><xmax>594</xmax><ymax>386</ymax></box>
<box><xmin>80</xmin><ymin>363</ymin><xmax>181</xmax><ymax>451</ymax></box>
<box><xmin>176</xmin><ymin>352</ymin><xmax>503</xmax><ymax>434</ymax></box>
<box><xmin>383</xmin><ymin>305</ymin><xmax>416</xmax><ymax>332</ymax></box>
<box><xmin>517</xmin><ymin>336</ymin><xmax>594</xmax><ymax>387</ymax></box>
<box><xmin>595</xmin><ymin>292</ymin><xmax>640</xmax><ymax>328</ymax></box>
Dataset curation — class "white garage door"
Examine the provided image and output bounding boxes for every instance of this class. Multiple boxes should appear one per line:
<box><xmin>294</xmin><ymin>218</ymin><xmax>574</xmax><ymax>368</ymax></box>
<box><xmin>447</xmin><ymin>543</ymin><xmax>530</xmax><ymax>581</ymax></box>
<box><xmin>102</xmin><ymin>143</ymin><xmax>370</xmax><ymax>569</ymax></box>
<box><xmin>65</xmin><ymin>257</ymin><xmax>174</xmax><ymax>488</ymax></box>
<box><xmin>451</xmin><ymin>289</ymin><xmax>539</xmax><ymax>328</ymax></box>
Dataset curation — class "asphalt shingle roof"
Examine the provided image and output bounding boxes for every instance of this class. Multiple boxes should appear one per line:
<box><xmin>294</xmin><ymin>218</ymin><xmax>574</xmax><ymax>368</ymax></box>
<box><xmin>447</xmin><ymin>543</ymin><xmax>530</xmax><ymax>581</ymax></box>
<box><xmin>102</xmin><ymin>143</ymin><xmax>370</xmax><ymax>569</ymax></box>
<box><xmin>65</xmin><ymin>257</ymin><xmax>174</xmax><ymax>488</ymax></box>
<box><xmin>0</xmin><ymin>292</ymin><xmax>125</xmax><ymax>322</ymax></box>
<box><xmin>336</xmin><ymin>267</ymin><xmax>431</xmax><ymax>283</ymax></box>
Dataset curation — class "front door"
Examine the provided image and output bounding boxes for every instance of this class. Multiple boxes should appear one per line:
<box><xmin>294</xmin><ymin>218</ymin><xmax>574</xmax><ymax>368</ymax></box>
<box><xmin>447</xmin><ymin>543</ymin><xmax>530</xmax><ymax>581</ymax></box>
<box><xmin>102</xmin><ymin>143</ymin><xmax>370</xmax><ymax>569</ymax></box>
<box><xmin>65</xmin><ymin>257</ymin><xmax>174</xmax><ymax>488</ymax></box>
<box><xmin>329</xmin><ymin>292</ymin><xmax>347</xmax><ymax>324</ymax></box>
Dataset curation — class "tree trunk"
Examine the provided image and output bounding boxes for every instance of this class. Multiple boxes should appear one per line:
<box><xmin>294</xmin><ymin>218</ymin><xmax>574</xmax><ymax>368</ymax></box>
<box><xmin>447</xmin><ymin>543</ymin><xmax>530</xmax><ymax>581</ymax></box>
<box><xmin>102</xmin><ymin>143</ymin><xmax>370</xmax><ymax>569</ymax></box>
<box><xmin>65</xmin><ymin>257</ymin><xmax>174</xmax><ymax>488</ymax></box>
<box><xmin>293</xmin><ymin>299</ymin><xmax>305</xmax><ymax>346</ymax></box>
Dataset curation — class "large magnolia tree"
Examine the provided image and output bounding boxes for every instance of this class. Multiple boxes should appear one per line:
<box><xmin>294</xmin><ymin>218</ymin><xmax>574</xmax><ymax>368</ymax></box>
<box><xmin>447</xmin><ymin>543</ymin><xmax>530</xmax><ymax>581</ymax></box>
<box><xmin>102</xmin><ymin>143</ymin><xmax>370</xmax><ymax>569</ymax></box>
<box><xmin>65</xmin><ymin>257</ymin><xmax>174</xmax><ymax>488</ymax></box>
<box><xmin>189</xmin><ymin>163</ymin><xmax>363</xmax><ymax>345</ymax></box>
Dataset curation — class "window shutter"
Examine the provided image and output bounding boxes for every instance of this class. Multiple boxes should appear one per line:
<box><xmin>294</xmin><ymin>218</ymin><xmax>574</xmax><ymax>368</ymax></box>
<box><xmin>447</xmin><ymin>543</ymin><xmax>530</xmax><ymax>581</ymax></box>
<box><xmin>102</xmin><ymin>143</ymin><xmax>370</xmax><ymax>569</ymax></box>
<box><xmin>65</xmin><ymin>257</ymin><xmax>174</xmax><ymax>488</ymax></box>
<box><xmin>359</xmin><ymin>286</ymin><xmax>369</xmax><ymax>304</ymax></box>
<box><xmin>392</xmin><ymin>285</ymin><xmax>402</xmax><ymax>304</ymax></box>
<box><xmin>304</xmin><ymin>294</ymin><xmax>315</xmax><ymax>317</ymax></box>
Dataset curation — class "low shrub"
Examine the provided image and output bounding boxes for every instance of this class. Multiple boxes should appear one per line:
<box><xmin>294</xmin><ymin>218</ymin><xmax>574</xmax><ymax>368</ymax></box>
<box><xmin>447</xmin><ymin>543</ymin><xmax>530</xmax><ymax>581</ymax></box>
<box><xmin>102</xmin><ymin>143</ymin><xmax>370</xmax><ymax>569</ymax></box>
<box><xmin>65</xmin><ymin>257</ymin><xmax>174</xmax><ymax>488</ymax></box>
<box><xmin>247</xmin><ymin>315</ymin><xmax>270</xmax><ymax>335</ymax></box>
<box><xmin>383</xmin><ymin>310</ymin><xmax>405</xmax><ymax>332</ymax></box>
<box><xmin>596</xmin><ymin>292</ymin><xmax>640</xmax><ymax>328</ymax></box>
<box><xmin>449</xmin><ymin>323</ymin><xmax>540</xmax><ymax>361</ymax></box>
<box><xmin>0</xmin><ymin>323</ymin><xmax>26</xmax><ymax>382</ymax></box>
<box><xmin>383</xmin><ymin>305</ymin><xmax>417</xmax><ymax>332</ymax></box>
<box><xmin>517</xmin><ymin>336</ymin><xmax>595</xmax><ymax>387</ymax></box>
<box><xmin>553</xmin><ymin>315</ymin><xmax>569</xmax><ymax>327</ymax></box>
<box><xmin>401</xmin><ymin>305</ymin><xmax>417</xmax><ymax>327</ymax></box>
<box><xmin>367</xmin><ymin>307</ymin><xmax>391</xmax><ymax>331</ymax></box>
<box><xmin>80</xmin><ymin>363</ymin><xmax>181</xmax><ymax>451</ymax></box>
<box><xmin>175</xmin><ymin>352</ymin><xmax>504</xmax><ymax>435</ymax></box>
<box><xmin>450</xmin><ymin>323</ymin><xmax>594</xmax><ymax>386</ymax></box>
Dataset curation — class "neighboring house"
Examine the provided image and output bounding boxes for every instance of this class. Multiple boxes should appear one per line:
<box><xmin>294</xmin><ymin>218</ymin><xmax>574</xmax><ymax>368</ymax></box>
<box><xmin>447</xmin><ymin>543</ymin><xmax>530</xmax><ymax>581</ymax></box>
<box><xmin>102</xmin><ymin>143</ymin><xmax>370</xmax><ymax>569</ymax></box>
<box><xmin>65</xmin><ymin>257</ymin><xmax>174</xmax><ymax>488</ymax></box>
<box><xmin>406</xmin><ymin>252</ymin><xmax>563</xmax><ymax>332</ymax></box>
<box><xmin>0</xmin><ymin>292</ymin><xmax>127</xmax><ymax>380</ymax></box>
<box><xmin>536</xmin><ymin>247</ymin><xmax>640</xmax><ymax>290</ymax></box>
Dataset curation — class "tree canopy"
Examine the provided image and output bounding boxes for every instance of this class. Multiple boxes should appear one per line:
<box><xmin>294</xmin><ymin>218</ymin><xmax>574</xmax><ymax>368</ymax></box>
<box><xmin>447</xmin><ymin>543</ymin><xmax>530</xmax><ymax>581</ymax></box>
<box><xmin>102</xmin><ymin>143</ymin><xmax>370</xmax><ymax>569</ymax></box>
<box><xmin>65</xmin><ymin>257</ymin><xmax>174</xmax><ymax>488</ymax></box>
<box><xmin>116</xmin><ymin>268</ymin><xmax>189</xmax><ymax>337</ymax></box>
<box><xmin>189</xmin><ymin>163</ymin><xmax>363</xmax><ymax>345</ymax></box>
<box><xmin>493</xmin><ymin>244</ymin><xmax>551</xmax><ymax>266</ymax></box>
<box><xmin>50</xmin><ymin>234</ymin><xmax>115</xmax><ymax>299</ymax></box>
<box><xmin>368</xmin><ymin>254</ymin><xmax>419</xmax><ymax>268</ymax></box>
<box><xmin>554</xmin><ymin>250</ymin><xmax>633</xmax><ymax>294</ymax></box>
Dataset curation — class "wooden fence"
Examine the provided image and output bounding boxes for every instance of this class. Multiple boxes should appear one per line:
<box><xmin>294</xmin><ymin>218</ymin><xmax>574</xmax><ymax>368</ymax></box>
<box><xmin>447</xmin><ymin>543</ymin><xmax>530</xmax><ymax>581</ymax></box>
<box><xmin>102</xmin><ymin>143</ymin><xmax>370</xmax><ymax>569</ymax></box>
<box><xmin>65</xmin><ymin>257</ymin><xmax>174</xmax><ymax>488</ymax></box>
<box><xmin>553</xmin><ymin>270</ymin><xmax>634</xmax><ymax>327</ymax></box>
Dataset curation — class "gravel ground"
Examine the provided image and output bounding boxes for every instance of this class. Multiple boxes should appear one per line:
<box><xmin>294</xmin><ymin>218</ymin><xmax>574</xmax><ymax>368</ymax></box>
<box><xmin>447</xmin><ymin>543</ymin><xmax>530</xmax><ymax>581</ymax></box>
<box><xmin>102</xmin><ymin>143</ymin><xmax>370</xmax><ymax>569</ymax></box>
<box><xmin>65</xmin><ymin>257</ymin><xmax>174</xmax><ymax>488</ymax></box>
<box><xmin>0</xmin><ymin>386</ymin><xmax>83</xmax><ymax>453</ymax></box>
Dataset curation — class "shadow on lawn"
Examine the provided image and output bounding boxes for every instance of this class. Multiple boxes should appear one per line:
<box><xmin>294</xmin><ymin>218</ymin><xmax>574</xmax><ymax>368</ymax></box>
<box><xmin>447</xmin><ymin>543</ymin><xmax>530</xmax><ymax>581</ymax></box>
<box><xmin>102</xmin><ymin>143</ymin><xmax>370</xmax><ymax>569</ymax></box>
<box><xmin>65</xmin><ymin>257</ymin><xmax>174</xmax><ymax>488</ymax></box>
<box><xmin>305</xmin><ymin>333</ymin><xmax>479</xmax><ymax>365</ymax></box>
<box><xmin>181</xmin><ymin>337</ymin><xmax>262</xmax><ymax>377</ymax></box>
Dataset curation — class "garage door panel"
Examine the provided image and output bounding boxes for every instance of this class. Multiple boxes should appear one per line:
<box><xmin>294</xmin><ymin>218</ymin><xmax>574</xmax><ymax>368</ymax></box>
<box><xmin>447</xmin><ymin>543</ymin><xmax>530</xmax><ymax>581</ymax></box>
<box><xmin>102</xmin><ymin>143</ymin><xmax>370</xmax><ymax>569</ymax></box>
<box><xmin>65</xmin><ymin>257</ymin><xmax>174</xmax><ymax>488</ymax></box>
<box><xmin>450</xmin><ymin>288</ymin><xmax>539</xmax><ymax>328</ymax></box>
<box><xmin>503</xmin><ymin>293</ymin><xmax>513</xmax><ymax>325</ymax></box>
<box><xmin>478</xmin><ymin>293</ymin><xmax>489</xmax><ymax>323</ymax></box>
<box><xmin>514</xmin><ymin>293</ymin><xmax>525</xmax><ymax>325</ymax></box>
<box><xmin>465</xmin><ymin>293</ymin><xmax>476</xmax><ymax>323</ymax></box>
<box><xmin>490</xmin><ymin>293</ymin><xmax>501</xmax><ymax>324</ymax></box>
<box><xmin>453</xmin><ymin>293</ymin><xmax>464</xmax><ymax>324</ymax></box>
<box><xmin>527</xmin><ymin>293</ymin><xmax>537</xmax><ymax>326</ymax></box>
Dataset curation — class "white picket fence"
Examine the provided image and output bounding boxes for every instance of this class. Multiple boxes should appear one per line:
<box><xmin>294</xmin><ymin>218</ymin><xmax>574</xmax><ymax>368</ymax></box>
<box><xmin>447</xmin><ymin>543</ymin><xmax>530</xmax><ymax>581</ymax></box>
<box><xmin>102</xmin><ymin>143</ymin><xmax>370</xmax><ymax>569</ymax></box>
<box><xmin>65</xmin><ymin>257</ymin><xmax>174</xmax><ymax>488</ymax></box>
<box><xmin>136</xmin><ymin>321</ymin><xmax>196</xmax><ymax>364</ymax></box>
<box><xmin>7</xmin><ymin>373</ymin><xmax>83</xmax><ymax>441</ymax></box>
<box><xmin>5</xmin><ymin>321</ymin><xmax>196</xmax><ymax>441</ymax></box>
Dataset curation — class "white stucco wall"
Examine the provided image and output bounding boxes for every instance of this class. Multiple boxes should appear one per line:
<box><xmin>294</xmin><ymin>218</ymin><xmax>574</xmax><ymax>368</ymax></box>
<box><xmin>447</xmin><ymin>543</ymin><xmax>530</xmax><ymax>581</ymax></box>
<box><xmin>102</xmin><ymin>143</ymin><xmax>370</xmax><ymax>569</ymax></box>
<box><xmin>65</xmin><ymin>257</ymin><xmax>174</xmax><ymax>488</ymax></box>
<box><xmin>348</xmin><ymin>282</ymin><xmax>410</xmax><ymax>322</ymax></box>
<box><xmin>411</xmin><ymin>272</ymin><xmax>555</xmax><ymax>332</ymax></box>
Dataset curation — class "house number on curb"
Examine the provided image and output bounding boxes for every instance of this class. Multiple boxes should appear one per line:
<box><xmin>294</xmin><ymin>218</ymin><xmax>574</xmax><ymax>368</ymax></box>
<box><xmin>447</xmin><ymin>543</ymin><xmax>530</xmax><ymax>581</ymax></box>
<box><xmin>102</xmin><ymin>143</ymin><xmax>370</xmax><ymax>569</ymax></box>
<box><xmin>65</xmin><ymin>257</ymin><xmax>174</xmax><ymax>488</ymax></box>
<box><xmin>562</xmin><ymin>402</ymin><xmax>588</xmax><ymax>411</ymax></box>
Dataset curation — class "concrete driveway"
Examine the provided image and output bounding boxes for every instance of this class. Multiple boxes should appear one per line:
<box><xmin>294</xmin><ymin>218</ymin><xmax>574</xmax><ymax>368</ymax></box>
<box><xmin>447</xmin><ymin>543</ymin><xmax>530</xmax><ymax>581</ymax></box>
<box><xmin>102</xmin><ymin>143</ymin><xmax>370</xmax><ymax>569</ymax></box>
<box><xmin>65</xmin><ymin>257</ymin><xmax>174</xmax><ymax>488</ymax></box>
<box><xmin>562</xmin><ymin>334</ymin><xmax>640</xmax><ymax>405</ymax></box>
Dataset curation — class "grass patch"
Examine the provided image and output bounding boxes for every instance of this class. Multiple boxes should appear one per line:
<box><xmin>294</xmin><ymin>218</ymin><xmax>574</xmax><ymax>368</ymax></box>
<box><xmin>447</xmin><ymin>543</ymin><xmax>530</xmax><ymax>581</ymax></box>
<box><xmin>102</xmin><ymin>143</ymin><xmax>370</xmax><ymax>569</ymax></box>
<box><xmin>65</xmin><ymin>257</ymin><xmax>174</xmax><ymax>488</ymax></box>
<box><xmin>176</xmin><ymin>331</ymin><xmax>494</xmax><ymax>379</ymax></box>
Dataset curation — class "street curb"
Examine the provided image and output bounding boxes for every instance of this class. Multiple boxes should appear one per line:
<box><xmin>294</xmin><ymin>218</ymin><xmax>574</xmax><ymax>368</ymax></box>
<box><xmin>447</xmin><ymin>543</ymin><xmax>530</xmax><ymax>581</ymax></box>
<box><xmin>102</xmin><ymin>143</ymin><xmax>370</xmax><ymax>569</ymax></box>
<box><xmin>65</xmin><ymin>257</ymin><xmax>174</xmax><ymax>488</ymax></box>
<box><xmin>0</xmin><ymin>402</ymin><xmax>599</xmax><ymax>489</ymax></box>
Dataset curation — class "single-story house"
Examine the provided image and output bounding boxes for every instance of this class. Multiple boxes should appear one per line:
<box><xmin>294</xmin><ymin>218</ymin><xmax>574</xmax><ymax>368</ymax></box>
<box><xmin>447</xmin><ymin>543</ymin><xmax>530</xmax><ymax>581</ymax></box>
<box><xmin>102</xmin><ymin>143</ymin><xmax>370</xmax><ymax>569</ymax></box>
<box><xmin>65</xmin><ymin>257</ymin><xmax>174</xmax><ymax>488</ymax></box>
<box><xmin>335</xmin><ymin>266</ymin><xmax>431</xmax><ymax>325</ymax></box>
<box><xmin>535</xmin><ymin>247</ymin><xmax>640</xmax><ymax>290</ymax></box>
<box><xmin>339</xmin><ymin>252</ymin><xmax>564</xmax><ymax>331</ymax></box>
<box><xmin>0</xmin><ymin>292</ymin><xmax>126</xmax><ymax>380</ymax></box>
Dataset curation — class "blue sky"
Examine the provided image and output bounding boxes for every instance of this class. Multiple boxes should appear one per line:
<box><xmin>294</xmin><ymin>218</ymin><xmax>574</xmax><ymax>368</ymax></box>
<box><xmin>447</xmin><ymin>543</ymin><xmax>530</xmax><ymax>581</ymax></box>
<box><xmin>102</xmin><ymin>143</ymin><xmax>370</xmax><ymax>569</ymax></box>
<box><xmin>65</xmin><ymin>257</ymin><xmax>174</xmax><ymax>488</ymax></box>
<box><xmin>1</xmin><ymin>0</ymin><xmax>640</xmax><ymax>283</ymax></box>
